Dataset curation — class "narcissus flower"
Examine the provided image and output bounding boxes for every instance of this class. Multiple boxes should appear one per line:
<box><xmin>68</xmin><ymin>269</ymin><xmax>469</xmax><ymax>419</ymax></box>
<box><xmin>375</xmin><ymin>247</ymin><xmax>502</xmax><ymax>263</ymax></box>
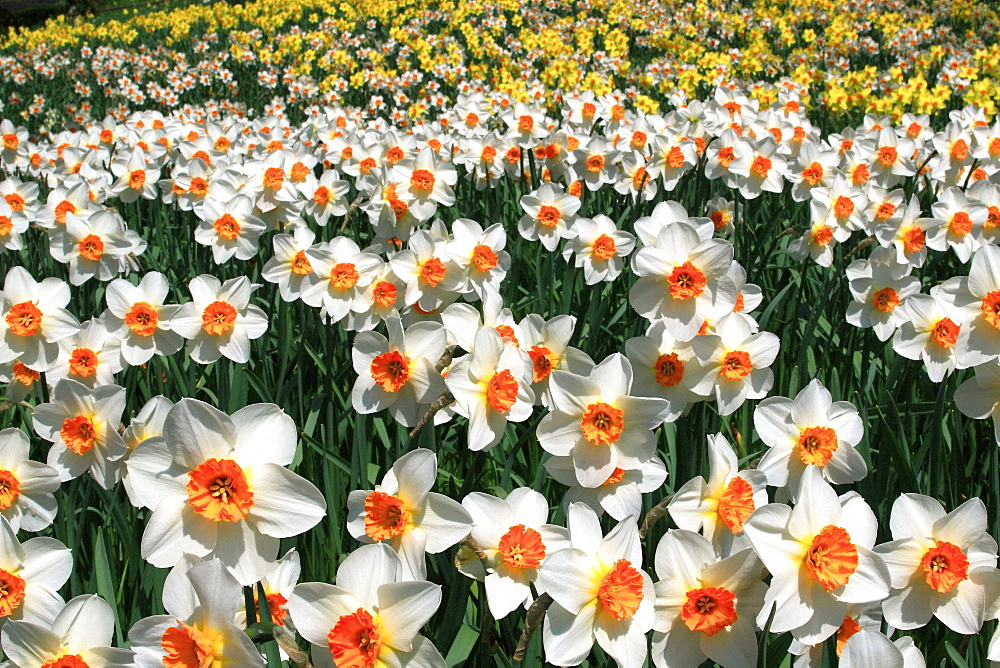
<box><xmin>937</xmin><ymin>244</ymin><xmax>1000</xmax><ymax>367</ymax></box>
<box><xmin>127</xmin><ymin>399</ymin><xmax>326</xmax><ymax>584</ymax></box>
<box><xmin>845</xmin><ymin>247</ymin><xmax>921</xmax><ymax>341</ymax></box>
<box><xmin>743</xmin><ymin>466</ymin><xmax>891</xmax><ymax>645</ymax></box>
<box><xmin>687</xmin><ymin>313</ymin><xmax>780</xmax><ymax>416</ymax></box>
<box><xmin>545</xmin><ymin>455</ymin><xmax>667</xmax><ymax>521</ymax></box>
<box><xmin>519</xmin><ymin>312</ymin><xmax>594</xmax><ymax>407</ymax></box>
<box><xmin>518</xmin><ymin>182</ymin><xmax>581</xmax><ymax>251</ymax></box>
<box><xmin>0</xmin><ymin>515</ymin><xmax>71</xmax><ymax>627</ymax></box>
<box><xmin>650</xmin><ymin>530</ymin><xmax>765</xmax><ymax>668</ymax></box>
<box><xmin>446</xmin><ymin>218</ymin><xmax>510</xmax><ymax>299</ymax></box>
<box><xmin>346</xmin><ymin>448</ymin><xmax>473</xmax><ymax>580</ymax></box>
<box><xmin>32</xmin><ymin>379</ymin><xmax>127</xmax><ymax>489</ymax></box>
<box><xmin>288</xmin><ymin>543</ymin><xmax>446</xmax><ymax>667</ymax></box>
<box><xmin>445</xmin><ymin>326</ymin><xmax>534</xmax><ymax>451</ymax></box>
<box><xmin>262</xmin><ymin>225</ymin><xmax>318</xmax><ymax>303</ymax></box>
<box><xmin>46</xmin><ymin>318</ymin><xmax>123</xmax><ymax>390</ymax></box>
<box><xmin>103</xmin><ymin>271</ymin><xmax>182</xmax><ymax>366</ymax></box>
<box><xmin>0</xmin><ymin>267</ymin><xmax>80</xmax><ymax>372</ymax></box>
<box><xmin>301</xmin><ymin>236</ymin><xmax>383</xmax><ymax>322</ymax></box>
<box><xmin>624</xmin><ymin>321</ymin><xmax>704</xmax><ymax>423</ymax></box>
<box><xmin>459</xmin><ymin>487</ymin><xmax>570</xmax><ymax>619</ymax></box>
<box><xmin>874</xmin><ymin>494</ymin><xmax>1000</xmax><ymax>634</ymax></box>
<box><xmin>538</xmin><ymin>503</ymin><xmax>655</xmax><ymax>667</ymax></box>
<box><xmin>753</xmin><ymin>379</ymin><xmax>867</xmax><ymax>496</ymax></box>
<box><xmin>121</xmin><ymin>395</ymin><xmax>174</xmax><ymax>508</ymax></box>
<box><xmin>0</xmin><ymin>429</ymin><xmax>59</xmax><ymax>532</ymax></box>
<box><xmin>630</xmin><ymin>221</ymin><xmax>737</xmax><ymax>340</ymax></box>
<box><xmin>170</xmin><ymin>274</ymin><xmax>268</xmax><ymax>364</ymax></box>
<box><xmin>839</xmin><ymin>630</ymin><xmax>926</xmax><ymax>668</ymax></box>
<box><xmin>193</xmin><ymin>194</ymin><xmax>267</xmax><ymax>264</ymax></box>
<box><xmin>390</xmin><ymin>229</ymin><xmax>466</xmax><ymax>312</ymax></box>
<box><xmin>128</xmin><ymin>558</ymin><xmax>264</xmax><ymax>667</ymax></box>
<box><xmin>2</xmin><ymin>595</ymin><xmax>133</xmax><ymax>667</ymax></box>
<box><xmin>892</xmin><ymin>291</ymin><xmax>968</xmax><ymax>382</ymax></box>
<box><xmin>562</xmin><ymin>215</ymin><xmax>636</xmax><ymax>285</ymax></box>
<box><xmin>668</xmin><ymin>434</ymin><xmax>768</xmax><ymax>557</ymax></box>
<box><xmin>536</xmin><ymin>354</ymin><xmax>670</xmax><ymax>488</ymax></box>
<box><xmin>48</xmin><ymin>210</ymin><xmax>137</xmax><ymax>285</ymax></box>
<box><xmin>351</xmin><ymin>315</ymin><xmax>448</xmax><ymax>427</ymax></box>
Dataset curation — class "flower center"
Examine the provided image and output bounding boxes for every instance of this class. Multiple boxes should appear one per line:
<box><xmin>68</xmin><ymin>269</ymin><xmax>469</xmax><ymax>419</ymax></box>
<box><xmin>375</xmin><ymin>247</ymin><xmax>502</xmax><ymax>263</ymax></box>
<box><xmin>263</xmin><ymin>167</ymin><xmax>284</xmax><ymax>189</ymax></box>
<box><xmin>6</xmin><ymin>301</ymin><xmax>42</xmax><ymax>337</ymax></box>
<box><xmin>0</xmin><ymin>470</ymin><xmax>21</xmax><ymax>511</ymax></box>
<box><xmin>631</xmin><ymin>130</ymin><xmax>647</xmax><ymax>148</ymax></box>
<box><xmin>313</xmin><ymin>186</ymin><xmax>331</xmax><ymax>205</ymax></box>
<box><xmin>481</xmin><ymin>146</ymin><xmax>497</xmax><ymax>162</ymax></box>
<box><xmin>498</xmin><ymin>524</ymin><xmax>546</xmax><ymax>569</ymax></box>
<box><xmin>486</xmin><ymin>370</ymin><xmax>519</xmax><ymax>414</ymax></box>
<box><xmin>598</xmin><ymin>559</ymin><xmax>644</xmax><ymax>621</ymax></box>
<box><xmin>877</xmin><ymin>146</ymin><xmax>898</xmax><ymax>166</ymax></box>
<box><xmin>812</xmin><ymin>226</ymin><xmax>834</xmax><ymax>246</ymax></box>
<box><xmin>290</xmin><ymin>162</ymin><xmax>310</xmax><ymax>181</ymax></box>
<box><xmin>654</xmin><ymin>352</ymin><xmax>684</xmax><ymax>387</ymax></box>
<box><xmin>796</xmin><ymin>426</ymin><xmax>839</xmax><ymax>466</ymax></box>
<box><xmin>804</xmin><ymin>525</ymin><xmax>858</xmax><ymax>591</ymax></box>
<box><xmin>667</xmin><ymin>261</ymin><xmax>707</xmax><ymax>300</ymax></box>
<box><xmin>161</xmin><ymin>621</ymin><xmax>218</xmax><ymax>668</ymax></box>
<box><xmin>54</xmin><ymin>200</ymin><xmax>76</xmax><ymax>225</ymax></box>
<box><xmin>358</xmin><ymin>157</ymin><xmax>376</xmax><ymax>175</ymax></box>
<box><xmin>902</xmin><ymin>226</ymin><xmax>925</xmax><ymax>254</ymax></box>
<box><xmin>372</xmin><ymin>281</ymin><xmax>398</xmax><ymax>308</ymax></box>
<box><xmin>2</xmin><ymin>134</ymin><xmax>17</xmax><ymax>151</ymax></box>
<box><xmin>61</xmin><ymin>415</ymin><xmax>96</xmax><ymax>455</ymax></box>
<box><xmin>666</xmin><ymin>146</ymin><xmax>686</xmax><ymax>169</ymax></box>
<box><xmin>129</xmin><ymin>169</ymin><xmax>146</xmax><ymax>190</ymax></box>
<box><xmin>870</xmin><ymin>203</ymin><xmax>894</xmax><ymax>223</ymax></box>
<box><xmin>518</xmin><ymin>115</ymin><xmax>534</xmax><ymax>132</ymax></box>
<box><xmin>12</xmin><ymin>362</ymin><xmax>38</xmax><ymax>387</ymax></box>
<box><xmin>68</xmin><ymin>347</ymin><xmax>98</xmax><ymax>378</ymax></box>
<box><xmin>802</xmin><ymin>162</ymin><xmax>824</xmax><ymax>186</ymax></box>
<box><xmin>370</xmin><ymin>351</ymin><xmax>411</xmax><ymax>392</ymax></box>
<box><xmin>186</xmin><ymin>458</ymin><xmax>254</xmax><ymax>522</ymax></box>
<box><xmin>472</xmin><ymin>244</ymin><xmax>498</xmax><ymax>272</ymax></box>
<box><xmin>872</xmin><ymin>287</ymin><xmax>900</xmax><ymax>313</ymax></box>
<box><xmin>931</xmin><ymin>318</ymin><xmax>959</xmax><ymax>348</ymax></box>
<box><xmin>720</xmin><ymin>351</ymin><xmax>753</xmax><ymax>381</ymax></box>
<box><xmin>4</xmin><ymin>193</ymin><xmax>23</xmax><ymax>211</ymax></box>
<box><xmin>419</xmin><ymin>257</ymin><xmax>447</xmax><ymax>286</ymax></box>
<box><xmin>750</xmin><ymin>155</ymin><xmax>772</xmax><ymax>177</ymax></box>
<box><xmin>986</xmin><ymin>206</ymin><xmax>1000</xmax><ymax>229</ymax></box>
<box><xmin>213</xmin><ymin>214</ymin><xmax>241</xmax><ymax>240</ymax></box>
<box><xmin>920</xmin><ymin>541</ymin><xmax>969</xmax><ymax>593</ymax></box>
<box><xmin>852</xmin><ymin>163</ymin><xmax>870</xmax><ymax>185</ymax></box>
<box><xmin>364</xmin><ymin>491</ymin><xmax>409</xmax><ymax>541</ymax></box>
<box><xmin>717</xmin><ymin>147</ymin><xmax>736</xmax><ymax>168</ymax></box>
<box><xmin>265</xmin><ymin>592</ymin><xmax>289</xmax><ymax>625</ymax></box>
<box><xmin>291</xmin><ymin>251</ymin><xmax>313</xmax><ymax>275</ymax></box>
<box><xmin>592</xmin><ymin>234</ymin><xmax>616</xmax><ymax>260</ymax></box>
<box><xmin>981</xmin><ymin>290</ymin><xmax>1000</xmax><ymax>330</ymax></box>
<box><xmin>836</xmin><ymin>616</ymin><xmax>861</xmax><ymax>656</ymax></box>
<box><xmin>328</xmin><ymin>608</ymin><xmax>381</xmax><ymax>667</ymax></box>
<box><xmin>586</xmin><ymin>154</ymin><xmax>605</xmax><ymax>173</ymax></box>
<box><xmin>834</xmin><ymin>196</ymin><xmax>855</xmax><ymax>219</ymax></box>
<box><xmin>189</xmin><ymin>177</ymin><xmax>209</xmax><ymax>196</ymax></box>
<box><xmin>580</xmin><ymin>402</ymin><xmax>625</xmax><ymax>446</ymax></box>
<box><xmin>528</xmin><ymin>346</ymin><xmax>553</xmax><ymax>383</ymax></box>
<box><xmin>632</xmin><ymin>166</ymin><xmax>649</xmax><ymax>188</ymax></box>
<box><xmin>410</xmin><ymin>169</ymin><xmax>435</xmax><ymax>192</ymax></box>
<box><xmin>718</xmin><ymin>476</ymin><xmax>754</xmax><ymax>534</ymax></box>
<box><xmin>125</xmin><ymin>302</ymin><xmax>159</xmax><ymax>336</ymax></box>
<box><xmin>330</xmin><ymin>262</ymin><xmax>360</xmax><ymax>290</ymax></box>
<box><xmin>0</xmin><ymin>568</ymin><xmax>25</xmax><ymax>617</ymax></box>
<box><xmin>466</xmin><ymin>112</ymin><xmax>479</xmax><ymax>126</ymax></box>
<box><xmin>495</xmin><ymin>325</ymin><xmax>518</xmax><ymax>346</ymax></box>
<box><xmin>537</xmin><ymin>205</ymin><xmax>561</xmax><ymax>227</ymax></box>
<box><xmin>201</xmin><ymin>301</ymin><xmax>237</xmax><ymax>336</ymax></box>
<box><xmin>950</xmin><ymin>211</ymin><xmax>973</xmax><ymax>236</ymax></box>
<box><xmin>78</xmin><ymin>234</ymin><xmax>104</xmax><ymax>261</ymax></box>
<box><xmin>734</xmin><ymin>292</ymin><xmax>745</xmax><ymax>312</ymax></box>
<box><xmin>951</xmin><ymin>139</ymin><xmax>969</xmax><ymax>161</ymax></box>
<box><xmin>582</xmin><ymin>102</ymin><xmax>597</xmax><ymax>118</ymax></box>
<box><xmin>681</xmin><ymin>586</ymin><xmax>737</xmax><ymax>636</ymax></box>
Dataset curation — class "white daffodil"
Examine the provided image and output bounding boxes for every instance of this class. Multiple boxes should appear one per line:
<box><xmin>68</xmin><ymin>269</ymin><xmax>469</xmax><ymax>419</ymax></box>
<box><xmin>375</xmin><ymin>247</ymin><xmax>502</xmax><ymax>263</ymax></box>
<box><xmin>346</xmin><ymin>448</ymin><xmax>473</xmax><ymax>580</ymax></box>
<box><xmin>170</xmin><ymin>274</ymin><xmax>268</xmax><ymax>364</ymax></box>
<box><xmin>126</xmin><ymin>399</ymin><xmax>327</xmax><ymax>584</ymax></box>
<box><xmin>459</xmin><ymin>487</ymin><xmax>569</xmax><ymax>619</ymax></box>
<box><xmin>545</xmin><ymin>455</ymin><xmax>667</xmax><ymax>522</ymax></box>
<box><xmin>753</xmin><ymin>378</ymin><xmax>867</xmax><ymax>497</ymax></box>
<box><xmin>0</xmin><ymin>515</ymin><xmax>70</xmax><ymax>627</ymax></box>
<box><xmin>538</xmin><ymin>503</ymin><xmax>655</xmax><ymax>668</ymax></box>
<box><xmin>0</xmin><ymin>429</ymin><xmax>59</xmax><ymax>532</ymax></box>
<box><xmin>103</xmin><ymin>271</ymin><xmax>183</xmax><ymax>366</ymax></box>
<box><xmin>288</xmin><ymin>542</ymin><xmax>447</xmax><ymax>667</ymax></box>
<box><xmin>0</xmin><ymin>267</ymin><xmax>80</xmax><ymax>372</ymax></box>
<box><xmin>668</xmin><ymin>433</ymin><xmax>768</xmax><ymax>558</ymax></box>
